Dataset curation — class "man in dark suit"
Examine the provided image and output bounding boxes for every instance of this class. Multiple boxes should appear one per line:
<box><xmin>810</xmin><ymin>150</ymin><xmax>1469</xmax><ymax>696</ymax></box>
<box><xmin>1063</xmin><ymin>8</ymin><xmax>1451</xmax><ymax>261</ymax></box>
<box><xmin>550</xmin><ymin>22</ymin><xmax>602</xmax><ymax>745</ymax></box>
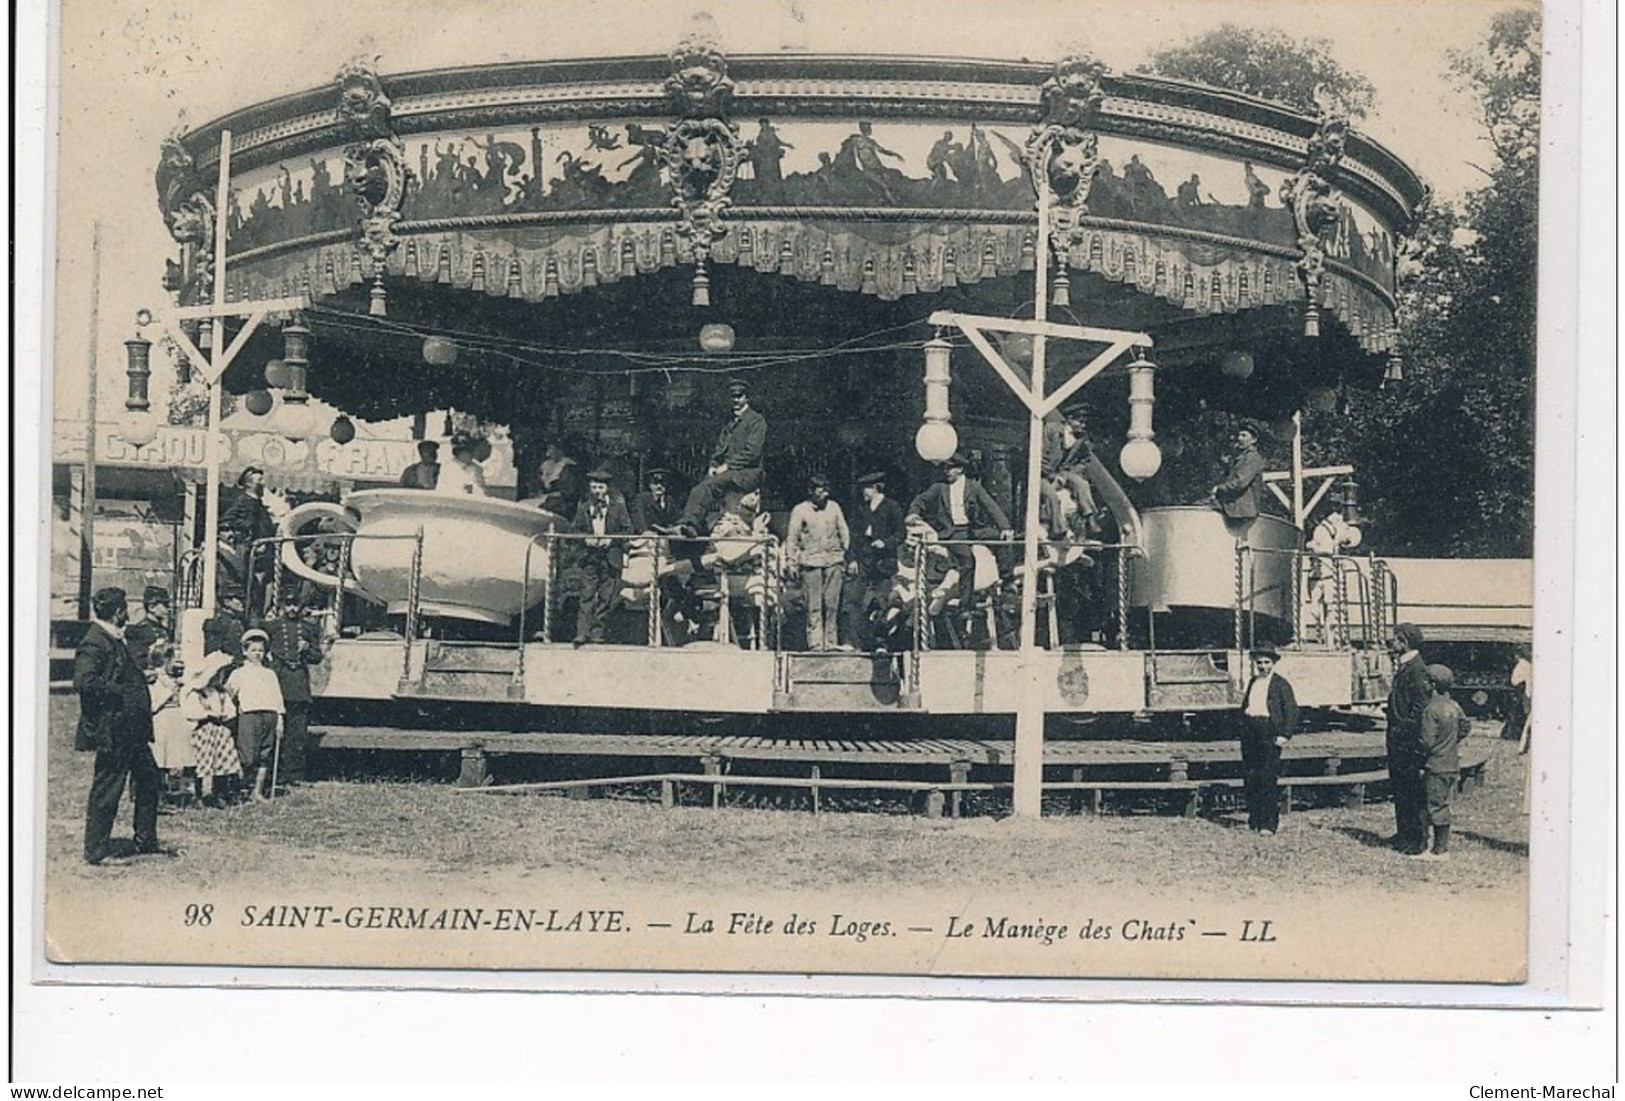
<box><xmin>571</xmin><ymin>469</ymin><xmax>634</xmax><ymax>646</ymax></box>
<box><xmin>668</xmin><ymin>379</ymin><xmax>768</xmax><ymax>537</ymax></box>
<box><xmin>629</xmin><ymin>468</ymin><xmax>681</xmax><ymax>533</ymax></box>
<box><xmin>1385</xmin><ymin>622</ymin><xmax>1433</xmax><ymax>854</ymax></box>
<box><xmin>843</xmin><ymin>471</ymin><xmax>906</xmax><ymax>651</ymax></box>
<box><xmin>75</xmin><ymin>587</ymin><xmax>167</xmax><ymax>865</ymax></box>
<box><xmin>1238</xmin><ymin>644</ymin><xmax>1300</xmax><ymax>834</ymax></box>
<box><xmin>398</xmin><ymin>440</ymin><xmax>441</xmax><ymax>490</ymax></box>
<box><xmin>265</xmin><ymin>592</ymin><xmax>326</xmax><ymax>786</ymax></box>
<box><xmin>1211</xmin><ymin>420</ymin><xmax>1267</xmax><ymax>526</ymax></box>
<box><xmin>907</xmin><ymin>451</ymin><xmax>1012</xmax><ymax>615</ymax></box>
<box><xmin>124</xmin><ymin>585</ymin><xmax>173</xmax><ymax>670</ymax></box>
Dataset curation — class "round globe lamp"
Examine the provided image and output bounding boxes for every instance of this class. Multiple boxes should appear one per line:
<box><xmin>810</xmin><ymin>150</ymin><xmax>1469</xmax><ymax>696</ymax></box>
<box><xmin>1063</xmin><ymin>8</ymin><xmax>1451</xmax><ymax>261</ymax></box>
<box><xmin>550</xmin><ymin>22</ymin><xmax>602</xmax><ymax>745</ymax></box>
<box><xmin>1119</xmin><ymin>437</ymin><xmax>1162</xmax><ymax>481</ymax></box>
<box><xmin>915</xmin><ymin>421</ymin><xmax>959</xmax><ymax>464</ymax></box>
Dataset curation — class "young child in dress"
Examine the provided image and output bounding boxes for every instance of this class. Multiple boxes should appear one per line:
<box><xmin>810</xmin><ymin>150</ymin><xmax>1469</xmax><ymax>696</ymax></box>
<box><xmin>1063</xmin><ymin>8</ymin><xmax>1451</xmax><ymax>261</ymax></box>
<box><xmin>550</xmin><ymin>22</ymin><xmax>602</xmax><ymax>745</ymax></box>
<box><xmin>1415</xmin><ymin>663</ymin><xmax>1473</xmax><ymax>861</ymax></box>
<box><xmin>182</xmin><ymin>650</ymin><xmax>244</xmax><ymax>805</ymax></box>
<box><xmin>145</xmin><ymin>642</ymin><xmax>197</xmax><ymax>801</ymax></box>
<box><xmin>226</xmin><ymin>628</ymin><xmax>285</xmax><ymax>801</ymax></box>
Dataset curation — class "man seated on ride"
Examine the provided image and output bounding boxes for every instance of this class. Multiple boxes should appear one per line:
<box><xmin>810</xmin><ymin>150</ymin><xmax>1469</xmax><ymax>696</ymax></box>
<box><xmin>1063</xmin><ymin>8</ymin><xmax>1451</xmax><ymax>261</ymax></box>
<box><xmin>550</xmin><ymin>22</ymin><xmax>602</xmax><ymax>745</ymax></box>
<box><xmin>535</xmin><ymin>440</ymin><xmax>584</xmax><ymax>517</ymax></box>
<box><xmin>878</xmin><ymin>516</ymin><xmax>961</xmax><ymax>653</ymax></box>
<box><xmin>665</xmin><ymin>380</ymin><xmax>767</xmax><ymax>538</ymax></box>
<box><xmin>1041</xmin><ymin>403</ymin><xmax>1104</xmax><ymax>540</ymax></box>
<box><xmin>906</xmin><ymin>451</ymin><xmax>1011</xmax><ymax>628</ymax></box>
<box><xmin>435</xmin><ymin>433</ymin><xmax>489</xmax><ymax>498</ymax></box>
<box><xmin>629</xmin><ymin>468</ymin><xmax>681</xmax><ymax>534</ymax></box>
<box><xmin>696</xmin><ymin>488</ymin><xmax>777</xmax><ymax>646</ymax></box>
<box><xmin>569</xmin><ymin>469</ymin><xmax>633</xmax><ymax>647</ymax></box>
<box><xmin>1211</xmin><ymin>420</ymin><xmax>1267</xmax><ymax>533</ymax></box>
<box><xmin>398</xmin><ymin>440</ymin><xmax>441</xmax><ymax>490</ymax></box>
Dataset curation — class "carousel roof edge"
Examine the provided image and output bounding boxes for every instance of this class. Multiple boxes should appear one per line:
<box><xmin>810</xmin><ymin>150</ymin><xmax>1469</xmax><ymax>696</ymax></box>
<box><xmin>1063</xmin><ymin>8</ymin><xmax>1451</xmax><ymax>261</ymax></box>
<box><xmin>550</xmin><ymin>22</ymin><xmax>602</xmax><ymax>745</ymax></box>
<box><xmin>172</xmin><ymin>52</ymin><xmax>1425</xmax><ymax>218</ymax></box>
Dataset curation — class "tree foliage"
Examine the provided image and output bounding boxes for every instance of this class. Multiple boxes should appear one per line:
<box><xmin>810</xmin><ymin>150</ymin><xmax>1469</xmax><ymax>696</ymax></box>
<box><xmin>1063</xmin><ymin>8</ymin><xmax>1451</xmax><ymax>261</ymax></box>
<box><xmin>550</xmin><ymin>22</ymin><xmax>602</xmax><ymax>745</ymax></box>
<box><xmin>1307</xmin><ymin>10</ymin><xmax>1539</xmax><ymax>557</ymax></box>
<box><xmin>1141</xmin><ymin>24</ymin><xmax>1377</xmax><ymax>119</ymax></box>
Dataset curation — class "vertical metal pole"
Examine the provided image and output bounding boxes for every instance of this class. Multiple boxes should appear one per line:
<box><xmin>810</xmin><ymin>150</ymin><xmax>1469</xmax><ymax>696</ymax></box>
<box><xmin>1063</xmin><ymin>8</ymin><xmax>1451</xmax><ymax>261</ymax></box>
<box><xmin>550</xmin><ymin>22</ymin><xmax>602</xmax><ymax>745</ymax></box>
<box><xmin>1291</xmin><ymin>410</ymin><xmax>1306</xmax><ymax>530</ymax></box>
<box><xmin>200</xmin><ymin>131</ymin><xmax>233</xmax><ymax>619</ymax></box>
<box><xmin>1013</xmin><ymin>171</ymin><xmax>1050</xmax><ymax>819</ymax></box>
<box><xmin>80</xmin><ymin>224</ymin><xmax>102</xmax><ymax>620</ymax></box>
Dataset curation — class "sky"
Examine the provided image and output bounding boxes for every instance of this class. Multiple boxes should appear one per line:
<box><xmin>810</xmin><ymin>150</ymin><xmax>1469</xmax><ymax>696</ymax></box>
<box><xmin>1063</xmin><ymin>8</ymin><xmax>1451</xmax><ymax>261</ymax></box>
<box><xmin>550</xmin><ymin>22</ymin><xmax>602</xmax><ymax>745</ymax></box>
<box><xmin>44</xmin><ymin>0</ymin><xmax>1543</xmax><ymax>422</ymax></box>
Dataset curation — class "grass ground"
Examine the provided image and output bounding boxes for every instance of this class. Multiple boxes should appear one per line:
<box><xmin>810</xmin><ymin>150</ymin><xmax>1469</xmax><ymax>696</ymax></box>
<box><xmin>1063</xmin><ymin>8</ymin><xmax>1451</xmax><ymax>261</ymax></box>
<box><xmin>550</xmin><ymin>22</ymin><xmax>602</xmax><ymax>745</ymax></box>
<box><xmin>37</xmin><ymin>695</ymin><xmax>1529</xmax><ymax>978</ymax></box>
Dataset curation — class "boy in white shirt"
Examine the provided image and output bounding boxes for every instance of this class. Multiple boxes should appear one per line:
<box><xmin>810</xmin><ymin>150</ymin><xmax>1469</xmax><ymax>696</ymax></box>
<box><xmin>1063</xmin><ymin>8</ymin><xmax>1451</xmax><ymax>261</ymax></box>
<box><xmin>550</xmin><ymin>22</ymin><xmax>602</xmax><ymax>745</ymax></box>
<box><xmin>227</xmin><ymin>628</ymin><xmax>285</xmax><ymax>801</ymax></box>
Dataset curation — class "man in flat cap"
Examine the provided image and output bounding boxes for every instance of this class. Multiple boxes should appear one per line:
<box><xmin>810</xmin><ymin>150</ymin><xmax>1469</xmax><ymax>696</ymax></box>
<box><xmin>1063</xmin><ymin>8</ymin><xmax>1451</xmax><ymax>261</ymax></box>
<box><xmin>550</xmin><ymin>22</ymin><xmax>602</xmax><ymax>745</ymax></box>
<box><xmin>630</xmin><ymin>468</ymin><xmax>681</xmax><ymax>534</ymax></box>
<box><xmin>125</xmin><ymin>585</ymin><xmax>173</xmax><ymax>672</ymax></box>
<box><xmin>907</xmin><ymin>451</ymin><xmax>1012</xmax><ymax>621</ymax></box>
<box><xmin>1385</xmin><ymin>622</ymin><xmax>1433</xmax><ymax>854</ymax></box>
<box><xmin>570</xmin><ymin>468</ymin><xmax>633</xmax><ymax>646</ymax></box>
<box><xmin>668</xmin><ymin>379</ymin><xmax>767</xmax><ymax>537</ymax></box>
<box><xmin>784</xmin><ymin>473</ymin><xmax>851</xmax><ymax>651</ymax></box>
<box><xmin>843</xmin><ymin>471</ymin><xmax>906</xmax><ymax>651</ymax></box>
<box><xmin>1211</xmin><ymin>420</ymin><xmax>1267</xmax><ymax>527</ymax></box>
<box><xmin>75</xmin><ymin>587</ymin><xmax>167</xmax><ymax>864</ymax></box>
<box><xmin>1238</xmin><ymin>644</ymin><xmax>1299</xmax><ymax>835</ymax></box>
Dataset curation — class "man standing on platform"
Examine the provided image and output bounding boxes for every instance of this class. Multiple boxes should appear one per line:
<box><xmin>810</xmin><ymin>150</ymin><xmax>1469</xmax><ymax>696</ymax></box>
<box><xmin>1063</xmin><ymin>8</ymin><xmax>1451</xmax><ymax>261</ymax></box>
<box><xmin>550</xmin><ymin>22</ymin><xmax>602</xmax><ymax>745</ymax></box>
<box><xmin>667</xmin><ymin>380</ymin><xmax>767</xmax><ymax>537</ymax></box>
<box><xmin>843</xmin><ymin>471</ymin><xmax>905</xmax><ymax>651</ymax></box>
<box><xmin>1385</xmin><ymin>622</ymin><xmax>1433</xmax><ymax>855</ymax></box>
<box><xmin>784</xmin><ymin>473</ymin><xmax>851</xmax><ymax>651</ymax></box>
<box><xmin>907</xmin><ymin>451</ymin><xmax>1012</xmax><ymax>617</ymax></box>
<box><xmin>1238</xmin><ymin>645</ymin><xmax>1299</xmax><ymax>835</ymax></box>
<box><xmin>265</xmin><ymin>592</ymin><xmax>326</xmax><ymax>787</ymax></box>
<box><xmin>630</xmin><ymin>468</ymin><xmax>681</xmax><ymax>533</ymax></box>
<box><xmin>1211</xmin><ymin>420</ymin><xmax>1267</xmax><ymax>528</ymax></box>
<box><xmin>75</xmin><ymin>587</ymin><xmax>167</xmax><ymax>865</ymax></box>
<box><xmin>571</xmin><ymin>469</ymin><xmax>633</xmax><ymax>647</ymax></box>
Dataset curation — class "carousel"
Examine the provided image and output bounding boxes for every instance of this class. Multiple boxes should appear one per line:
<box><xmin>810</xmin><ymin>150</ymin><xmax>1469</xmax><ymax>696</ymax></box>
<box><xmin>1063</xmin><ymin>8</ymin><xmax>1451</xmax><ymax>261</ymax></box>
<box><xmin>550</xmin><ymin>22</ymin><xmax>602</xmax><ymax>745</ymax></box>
<box><xmin>135</xmin><ymin>37</ymin><xmax>1430</xmax><ymax>808</ymax></box>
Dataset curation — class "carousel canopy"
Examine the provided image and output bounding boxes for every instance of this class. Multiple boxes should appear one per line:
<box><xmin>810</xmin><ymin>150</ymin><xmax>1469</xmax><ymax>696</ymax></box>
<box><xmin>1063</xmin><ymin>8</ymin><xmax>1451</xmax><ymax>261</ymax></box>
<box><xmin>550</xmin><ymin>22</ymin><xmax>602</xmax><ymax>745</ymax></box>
<box><xmin>155</xmin><ymin>42</ymin><xmax>1425</xmax><ymax>502</ymax></box>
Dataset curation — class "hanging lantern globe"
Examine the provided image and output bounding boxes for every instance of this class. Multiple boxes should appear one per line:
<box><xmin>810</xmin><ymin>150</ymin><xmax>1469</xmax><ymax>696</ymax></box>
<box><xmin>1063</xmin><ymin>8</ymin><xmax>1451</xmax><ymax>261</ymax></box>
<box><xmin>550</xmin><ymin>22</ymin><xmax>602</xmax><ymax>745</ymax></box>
<box><xmin>120</xmin><ymin>412</ymin><xmax>160</xmax><ymax>447</ymax></box>
<box><xmin>914</xmin><ymin>421</ymin><xmax>959</xmax><ymax>464</ymax></box>
<box><xmin>244</xmin><ymin>389</ymin><xmax>275</xmax><ymax>417</ymax></box>
<box><xmin>1220</xmin><ymin>350</ymin><xmax>1255</xmax><ymax>380</ymax></box>
<box><xmin>263</xmin><ymin>358</ymin><xmax>289</xmax><ymax>388</ymax></box>
<box><xmin>274</xmin><ymin>400</ymin><xmax>318</xmax><ymax>441</ymax></box>
<box><xmin>1304</xmin><ymin>386</ymin><xmax>1338</xmax><ymax>413</ymax></box>
<box><xmin>471</xmin><ymin>436</ymin><xmax>493</xmax><ymax>463</ymax></box>
<box><xmin>698</xmin><ymin>323</ymin><xmax>736</xmax><ymax>353</ymax></box>
<box><xmin>423</xmin><ymin>335</ymin><xmax>459</xmax><ymax>367</ymax></box>
<box><xmin>329</xmin><ymin>415</ymin><xmax>356</xmax><ymax>445</ymax></box>
<box><xmin>1118</xmin><ymin>437</ymin><xmax>1163</xmax><ymax>481</ymax></box>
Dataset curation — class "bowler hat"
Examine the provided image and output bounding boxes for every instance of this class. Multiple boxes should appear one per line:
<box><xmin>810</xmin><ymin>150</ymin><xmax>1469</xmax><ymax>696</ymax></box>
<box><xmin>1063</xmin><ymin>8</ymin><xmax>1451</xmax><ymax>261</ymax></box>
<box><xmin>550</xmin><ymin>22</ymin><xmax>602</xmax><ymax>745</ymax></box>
<box><xmin>1250</xmin><ymin>644</ymin><xmax>1281</xmax><ymax>662</ymax></box>
<box><xmin>943</xmin><ymin>451</ymin><xmax>970</xmax><ymax>470</ymax></box>
<box><xmin>857</xmin><ymin>471</ymin><xmax>886</xmax><ymax>487</ymax></box>
<box><xmin>585</xmin><ymin>468</ymin><xmax>614</xmax><ymax>483</ymax></box>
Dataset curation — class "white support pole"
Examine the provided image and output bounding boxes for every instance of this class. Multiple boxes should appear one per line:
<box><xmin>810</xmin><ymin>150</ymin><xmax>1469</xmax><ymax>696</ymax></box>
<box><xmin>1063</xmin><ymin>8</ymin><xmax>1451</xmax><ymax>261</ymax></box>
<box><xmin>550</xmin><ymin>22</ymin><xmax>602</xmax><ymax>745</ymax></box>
<box><xmin>1291</xmin><ymin>410</ymin><xmax>1306</xmax><ymax>530</ymax></box>
<box><xmin>1012</xmin><ymin>172</ymin><xmax>1051</xmax><ymax>820</ymax></box>
<box><xmin>199</xmin><ymin>131</ymin><xmax>233</xmax><ymax>619</ymax></box>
